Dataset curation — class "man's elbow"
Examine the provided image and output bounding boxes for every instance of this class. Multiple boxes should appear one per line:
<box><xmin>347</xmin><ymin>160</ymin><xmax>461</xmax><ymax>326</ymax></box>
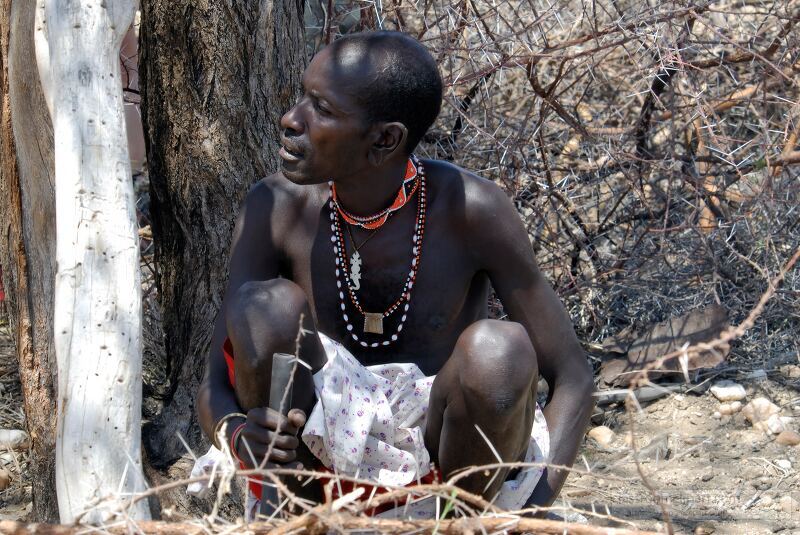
<box><xmin>570</xmin><ymin>357</ymin><xmax>595</xmax><ymax>413</ymax></box>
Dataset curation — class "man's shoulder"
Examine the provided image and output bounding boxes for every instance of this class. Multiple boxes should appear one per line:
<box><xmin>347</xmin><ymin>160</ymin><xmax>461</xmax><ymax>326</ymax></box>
<box><xmin>246</xmin><ymin>172</ymin><xmax>320</xmax><ymax>211</ymax></box>
<box><xmin>423</xmin><ymin>158</ymin><xmax>513</xmax><ymax>219</ymax></box>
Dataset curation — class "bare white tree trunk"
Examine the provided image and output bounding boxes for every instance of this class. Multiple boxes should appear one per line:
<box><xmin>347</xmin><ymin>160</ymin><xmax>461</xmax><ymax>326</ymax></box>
<box><xmin>34</xmin><ymin>0</ymin><xmax>150</xmax><ymax>523</ymax></box>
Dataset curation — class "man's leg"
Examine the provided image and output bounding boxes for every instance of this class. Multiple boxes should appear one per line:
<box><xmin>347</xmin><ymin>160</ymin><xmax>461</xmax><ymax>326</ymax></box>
<box><xmin>226</xmin><ymin>279</ymin><xmax>326</xmax><ymax>413</ymax></box>
<box><xmin>225</xmin><ymin>278</ymin><xmax>327</xmax><ymax>491</ymax></box>
<box><xmin>425</xmin><ymin>319</ymin><xmax>537</xmax><ymax>499</ymax></box>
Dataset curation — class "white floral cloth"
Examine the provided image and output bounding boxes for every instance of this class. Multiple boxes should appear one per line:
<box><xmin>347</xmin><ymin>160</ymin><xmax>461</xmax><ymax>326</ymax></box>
<box><xmin>303</xmin><ymin>333</ymin><xmax>550</xmax><ymax>513</ymax></box>
<box><xmin>189</xmin><ymin>332</ymin><xmax>550</xmax><ymax>517</ymax></box>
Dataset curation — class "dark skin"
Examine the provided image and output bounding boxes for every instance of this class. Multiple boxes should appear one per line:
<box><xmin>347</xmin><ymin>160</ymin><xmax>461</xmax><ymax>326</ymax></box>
<box><xmin>197</xmin><ymin>39</ymin><xmax>594</xmax><ymax>507</ymax></box>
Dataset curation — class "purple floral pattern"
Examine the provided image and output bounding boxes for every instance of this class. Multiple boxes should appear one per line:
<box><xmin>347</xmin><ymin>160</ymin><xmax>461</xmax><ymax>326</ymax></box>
<box><xmin>302</xmin><ymin>333</ymin><xmax>550</xmax><ymax>504</ymax></box>
<box><xmin>190</xmin><ymin>332</ymin><xmax>551</xmax><ymax>519</ymax></box>
<box><xmin>302</xmin><ymin>334</ymin><xmax>434</xmax><ymax>486</ymax></box>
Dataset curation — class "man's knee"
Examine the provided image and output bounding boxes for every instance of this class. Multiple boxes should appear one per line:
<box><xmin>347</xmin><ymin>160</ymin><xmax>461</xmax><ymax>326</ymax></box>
<box><xmin>455</xmin><ymin>319</ymin><xmax>537</xmax><ymax>417</ymax></box>
<box><xmin>227</xmin><ymin>279</ymin><xmax>309</xmax><ymax>355</ymax></box>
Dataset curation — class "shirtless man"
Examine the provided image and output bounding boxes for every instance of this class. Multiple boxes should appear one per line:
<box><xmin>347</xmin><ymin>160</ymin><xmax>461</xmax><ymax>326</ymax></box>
<box><xmin>197</xmin><ymin>30</ymin><xmax>593</xmax><ymax>509</ymax></box>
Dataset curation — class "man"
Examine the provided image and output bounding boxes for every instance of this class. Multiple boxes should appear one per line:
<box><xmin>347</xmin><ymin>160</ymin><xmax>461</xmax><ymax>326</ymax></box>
<box><xmin>196</xmin><ymin>30</ymin><xmax>593</xmax><ymax>513</ymax></box>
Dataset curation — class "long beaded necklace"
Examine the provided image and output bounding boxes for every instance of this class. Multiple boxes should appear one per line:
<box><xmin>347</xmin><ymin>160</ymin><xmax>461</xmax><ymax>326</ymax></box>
<box><xmin>328</xmin><ymin>156</ymin><xmax>427</xmax><ymax>347</ymax></box>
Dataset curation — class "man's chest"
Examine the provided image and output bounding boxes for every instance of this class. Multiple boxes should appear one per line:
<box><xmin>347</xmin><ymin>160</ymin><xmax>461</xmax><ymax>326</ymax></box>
<box><xmin>280</xmin><ymin>205</ymin><xmax>488</xmax><ymax>369</ymax></box>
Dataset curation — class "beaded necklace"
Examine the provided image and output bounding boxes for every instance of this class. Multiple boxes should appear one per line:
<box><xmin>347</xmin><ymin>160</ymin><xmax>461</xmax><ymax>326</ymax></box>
<box><xmin>331</xmin><ymin>158</ymin><xmax>420</xmax><ymax>230</ymax></box>
<box><xmin>328</xmin><ymin>156</ymin><xmax>427</xmax><ymax>347</ymax></box>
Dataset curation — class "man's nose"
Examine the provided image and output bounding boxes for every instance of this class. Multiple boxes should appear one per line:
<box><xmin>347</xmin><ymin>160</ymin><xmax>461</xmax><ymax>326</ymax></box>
<box><xmin>280</xmin><ymin>103</ymin><xmax>303</xmax><ymax>134</ymax></box>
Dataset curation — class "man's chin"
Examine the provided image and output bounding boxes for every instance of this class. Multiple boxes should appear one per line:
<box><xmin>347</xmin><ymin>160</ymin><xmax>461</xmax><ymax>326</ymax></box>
<box><xmin>280</xmin><ymin>160</ymin><xmax>318</xmax><ymax>185</ymax></box>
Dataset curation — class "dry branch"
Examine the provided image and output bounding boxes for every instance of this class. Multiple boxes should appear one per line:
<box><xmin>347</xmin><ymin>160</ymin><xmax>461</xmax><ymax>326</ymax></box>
<box><xmin>0</xmin><ymin>517</ymin><xmax>661</xmax><ymax>534</ymax></box>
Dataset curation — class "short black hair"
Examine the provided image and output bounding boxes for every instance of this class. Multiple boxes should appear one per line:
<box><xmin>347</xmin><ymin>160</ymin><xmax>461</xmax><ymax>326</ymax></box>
<box><xmin>331</xmin><ymin>31</ymin><xmax>443</xmax><ymax>153</ymax></box>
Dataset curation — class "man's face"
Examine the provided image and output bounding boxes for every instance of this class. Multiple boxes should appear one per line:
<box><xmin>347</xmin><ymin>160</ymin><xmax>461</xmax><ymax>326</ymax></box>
<box><xmin>279</xmin><ymin>45</ymin><xmax>375</xmax><ymax>185</ymax></box>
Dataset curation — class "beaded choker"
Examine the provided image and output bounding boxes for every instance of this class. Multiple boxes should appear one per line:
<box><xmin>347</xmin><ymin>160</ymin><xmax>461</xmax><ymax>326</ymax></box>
<box><xmin>331</xmin><ymin>158</ymin><xmax>420</xmax><ymax>230</ymax></box>
<box><xmin>328</xmin><ymin>155</ymin><xmax>427</xmax><ymax>347</ymax></box>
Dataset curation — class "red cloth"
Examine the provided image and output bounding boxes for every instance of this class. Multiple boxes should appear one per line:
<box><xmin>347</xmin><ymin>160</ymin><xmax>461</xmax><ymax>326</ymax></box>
<box><xmin>315</xmin><ymin>464</ymin><xmax>441</xmax><ymax>516</ymax></box>
<box><xmin>221</xmin><ymin>338</ymin><xmax>440</xmax><ymax>513</ymax></box>
<box><xmin>223</xmin><ymin>339</ymin><xmax>265</xmax><ymax>500</ymax></box>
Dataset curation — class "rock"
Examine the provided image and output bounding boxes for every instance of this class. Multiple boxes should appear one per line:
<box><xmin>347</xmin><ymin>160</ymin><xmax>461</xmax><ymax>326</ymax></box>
<box><xmin>685</xmin><ymin>435</ymin><xmax>708</xmax><ymax>445</ymax></box>
<box><xmin>710</xmin><ymin>381</ymin><xmax>747</xmax><ymax>402</ymax></box>
<box><xmin>640</xmin><ymin>434</ymin><xmax>671</xmax><ymax>460</ymax></box>
<box><xmin>0</xmin><ymin>467</ymin><xmax>9</xmax><ymax>491</ymax></box>
<box><xmin>694</xmin><ymin>521</ymin><xmax>716</xmax><ymax>534</ymax></box>
<box><xmin>767</xmin><ymin>414</ymin><xmax>787</xmax><ymax>435</ymax></box>
<box><xmin>775</xmin><ymin>459</ymin><xmax>792</xmax><ymax>470</ymax></box>
<box><xmin>0</xmin><ymin>430</ymin><xmax>29</xmax><ymax>450</ymax></box>
<box><xmin>752</xmin><ymin>476</ymin><xmax>772</xmax><ymax>490</ymax></box>
<box><xmin>587</xmin><ymin>425</ymin><xmax>616</xmax><ymax>448</ymax></box>
<box><xmin>712</xmin><ymin>411</ymin><xmax>722</xmax><ymax>419</ymax></box>
<box><xmin>779</xmin><ymin>364</ymin><xmax>800</xmax><ymax>378</ymax></box>
<box><xmin>719</xmin><ymin>401</ymin><xmax>743</xmax><ymax>415</ymax></box>
<box><xmin>761</xmin><ymin>495</ymin><xmax>774</xmax><ymax>507</ymax></box>
<box><xmin>776</xmin><ymin>431</ymin><xmax>800</xmax><ymax>446</ymax></box>
<box><xmin>742</xmin><ymin>398</ymin><xmax>782</xmax><ymax>432</ymax></box>
<box><xmin>701</xmin><ymin>472</ymin><xmax>714</xmax><ymax>482</ymax></box>
<box><xmin>780</xmin><ymin>495</ymin><xmax>799</xmax><ymax>513</ymax></box>
<box><xmin>598</xmin><ymin>305</ymin><xmax>730</xmax><ymax>387</ymax></box>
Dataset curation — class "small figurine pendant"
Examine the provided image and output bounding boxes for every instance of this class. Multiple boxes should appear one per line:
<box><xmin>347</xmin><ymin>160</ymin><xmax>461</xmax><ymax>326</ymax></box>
<box><xmin>350</xmin><ymin>251</ymin><xmax>362</xmax><ymax>290</ymax></box>
<box><xmin>364</xmin><ymin>312</ymin><xmax>384</xmax><ymax>334</ymax></box>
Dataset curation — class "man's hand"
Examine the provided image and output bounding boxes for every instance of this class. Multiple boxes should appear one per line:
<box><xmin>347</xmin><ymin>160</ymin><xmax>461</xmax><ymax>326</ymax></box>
<box><xmin>232</xmin><ymin>407</ymin><xmax>307</xmax><ymax>468</ymax></box>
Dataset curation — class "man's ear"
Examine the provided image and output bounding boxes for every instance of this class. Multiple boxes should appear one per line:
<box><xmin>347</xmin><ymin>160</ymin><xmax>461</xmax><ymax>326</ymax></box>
<box><xmin>368</xmin><ymin>122</ymin><xmax>408</xmax><ymax>166</ymax></box>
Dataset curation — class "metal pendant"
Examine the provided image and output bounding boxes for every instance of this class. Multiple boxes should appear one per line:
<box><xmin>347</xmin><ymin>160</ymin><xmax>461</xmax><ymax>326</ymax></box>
<box><xmin>364</xmin><ymin>312</ymin><xmax>384</xmax><ymax>334</ymax></box>
<box><xmin>350</xmin><ymin>251</ymin><xmax>362</xmax><ymax>291</ymax></box>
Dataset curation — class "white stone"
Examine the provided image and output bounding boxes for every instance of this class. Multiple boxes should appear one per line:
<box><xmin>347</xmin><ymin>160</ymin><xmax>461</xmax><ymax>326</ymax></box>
<box><xmin>587</xmin><ymin>426</ymin><xmax>616</xmax><ymax>448</ymax></box>
<box><xmin>719</xmin><ymin>401</ymin><xmax>743</xmax><ymax>416</ymax></box>
<box><xmin>767</xmin><ymin>414</ymin><xmax>787</xmax><ymax>435</ymax></box>
<box><xmin>0</xmin><ymin>430</ymin><xmax>29</xmax><ymax>450</ymax></box>
<box><xmin>710</xmin><ymin>381</ymin><xmax>747</xmax><ymax>402</ymax></box>
<box><xmin>780</xmin><ymin>495</ymin><xmax>799</xmax><ymax>513</ymax></box>
<box><xmin>775</xmin><ymin>459</ymin><xmax>792</xmax><ymax>470</ymax></box>
<box><xmin>742</xmin><ymin>398</ymin><xmax>781</xmax><ymax>432</ymax></box>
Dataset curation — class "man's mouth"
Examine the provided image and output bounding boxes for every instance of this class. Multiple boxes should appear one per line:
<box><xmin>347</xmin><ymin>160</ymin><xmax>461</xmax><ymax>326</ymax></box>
<box><xmin>279</xmin><ymin>139</ymin><xmax>304</xmax><ymax>162</ymax></box>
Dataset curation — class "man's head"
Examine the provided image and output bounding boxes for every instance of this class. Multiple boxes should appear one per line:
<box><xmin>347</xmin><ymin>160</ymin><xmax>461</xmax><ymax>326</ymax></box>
<box><xmin>279</xmin><ymin>31</ymin><xmax>443</xmax><ymax>185</ymax></box>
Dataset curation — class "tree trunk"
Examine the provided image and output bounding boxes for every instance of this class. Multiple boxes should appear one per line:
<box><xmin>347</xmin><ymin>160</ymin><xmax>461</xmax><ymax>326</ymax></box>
<box><xmin>138</xmin><ymin>0</ymin><xmax>306</xmax><ymax>481</ymax></box>
<box><xmin>34</xmin><ymin>0</ymin><xmax>149</xmax><ymax>522</ymax></box>
<box><xmin>0</xmin><ymin>0</ymin><xmax>59</xmax><ymax>523</ymax></box>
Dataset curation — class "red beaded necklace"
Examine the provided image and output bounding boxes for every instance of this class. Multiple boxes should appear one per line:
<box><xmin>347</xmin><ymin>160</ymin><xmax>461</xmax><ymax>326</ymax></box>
<box><xmin>328</xmin><ymin>155</ymin><xmax>427</xmax><ymax>347</ymax></box>
<box><xmin>331</xmin><ymin>158</ymin><xmax>420</xmax><ymax>230</ymax></box>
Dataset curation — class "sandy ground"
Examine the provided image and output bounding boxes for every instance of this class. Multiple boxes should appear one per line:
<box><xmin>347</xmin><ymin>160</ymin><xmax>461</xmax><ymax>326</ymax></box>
<box><xmin>1</xmin><ymin>317</ymin><xmax>798</xmax><ymax>532</ymax></box>
<box><xmin>561</xmin><ymin>369</ymin><xmax>800</xmax><ymax>534</ymax></box>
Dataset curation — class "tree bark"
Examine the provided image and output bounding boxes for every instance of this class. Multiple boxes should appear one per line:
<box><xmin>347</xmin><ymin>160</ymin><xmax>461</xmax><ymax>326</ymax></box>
<box><xmin>139</xmin><ymin>0</ymin><xmax>306</xmax><ymax>466</ymax></box>
<box><xmin>34</xmin><ymin>0</ymin><xmax>149</xmax><ymax>522</ymax></box>
<box><xmin>0</xmin><ymin>0</ymin><xmax>59</xmax><ymax>523</ymax></box>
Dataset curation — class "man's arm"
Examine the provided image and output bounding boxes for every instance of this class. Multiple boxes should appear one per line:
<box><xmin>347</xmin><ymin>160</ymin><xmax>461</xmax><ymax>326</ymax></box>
<box><xmin>466</xmin><ymin>176</ymin><xmax>594</xmax><ymax>506</ymax></box>
<box><xmin>197</xmin><ymin>179</ymin><xmax>281</xmax><ymax>447</ymax></box>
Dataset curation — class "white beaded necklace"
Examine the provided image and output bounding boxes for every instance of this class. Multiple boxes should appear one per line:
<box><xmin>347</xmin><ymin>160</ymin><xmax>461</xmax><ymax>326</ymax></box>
<box><xmin>328</xmin><ymin>156</ymin><xmax>427</xmax><ymax>348</ymax></box>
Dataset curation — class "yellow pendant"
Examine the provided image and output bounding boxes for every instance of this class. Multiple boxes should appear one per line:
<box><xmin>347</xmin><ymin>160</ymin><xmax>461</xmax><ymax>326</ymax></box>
<box><xmin>364</xmin><ymin>312</ymin><xmax>384</xmax><ymax>334</ymax></box>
